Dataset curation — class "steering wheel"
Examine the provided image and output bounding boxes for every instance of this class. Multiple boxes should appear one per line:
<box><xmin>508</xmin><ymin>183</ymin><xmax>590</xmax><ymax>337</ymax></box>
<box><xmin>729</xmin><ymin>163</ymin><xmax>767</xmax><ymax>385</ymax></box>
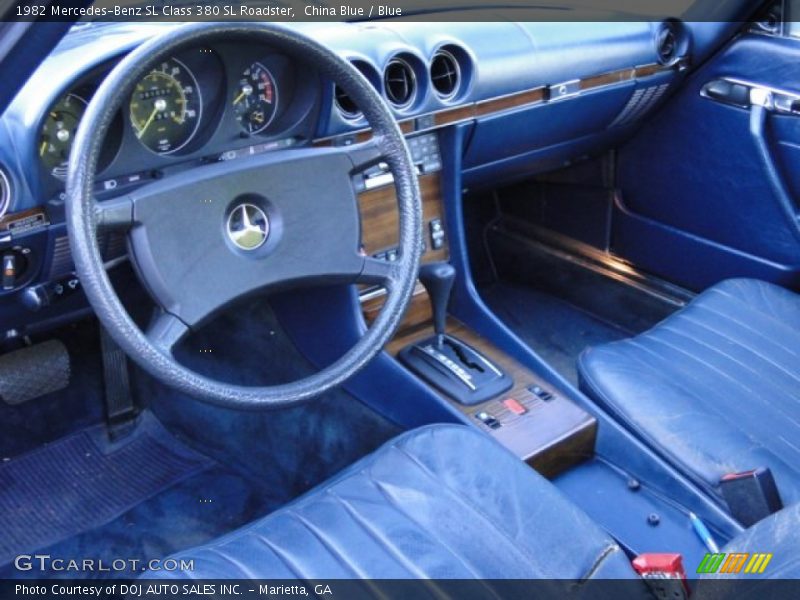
<box><xmin>66</xmin><ymin>22</ymin><xmax>423</xmax><ymax>409</ymax></box>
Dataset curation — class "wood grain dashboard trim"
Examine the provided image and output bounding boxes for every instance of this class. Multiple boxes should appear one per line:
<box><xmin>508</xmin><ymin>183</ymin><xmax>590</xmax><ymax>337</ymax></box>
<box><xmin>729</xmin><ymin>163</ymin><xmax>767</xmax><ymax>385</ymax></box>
<box><xmin>357</xmin><ymin>172</ymin><xmax>449</xmax><ymax>263</ymax></box>
<box><xmin>314</xmin><ymin>59</ymin><xmax>683</xmax><ymax>144</ymax></box>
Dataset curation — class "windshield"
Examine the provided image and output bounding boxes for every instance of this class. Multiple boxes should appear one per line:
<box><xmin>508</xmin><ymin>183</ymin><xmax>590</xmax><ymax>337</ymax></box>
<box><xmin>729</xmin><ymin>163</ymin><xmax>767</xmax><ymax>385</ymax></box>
<box><xmin>65</xmin><ymin>0</ymin><xmax>746</xmax><ymax>25</ymax></box>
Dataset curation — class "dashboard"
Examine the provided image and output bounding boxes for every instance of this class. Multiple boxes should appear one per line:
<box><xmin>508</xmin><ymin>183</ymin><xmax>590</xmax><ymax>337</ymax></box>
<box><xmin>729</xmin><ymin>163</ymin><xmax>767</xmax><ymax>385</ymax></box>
<box><xmin>0</xmin><ymin>18</ymin><xmax>723</xmax><ymax>336</ymax></box>
<box><xmin>31</xmin><ymin>39</ymin><xmax>321</xmax><ymax>204</ymax></box>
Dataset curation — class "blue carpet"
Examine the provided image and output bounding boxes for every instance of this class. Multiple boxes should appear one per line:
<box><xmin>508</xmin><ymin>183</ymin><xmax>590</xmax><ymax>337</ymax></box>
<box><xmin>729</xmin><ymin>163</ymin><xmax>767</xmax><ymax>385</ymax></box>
<box><xmin>0</xmin><ymin>411</ymin><xmax>213</xmax><ymax>568</ymax></box>
<box><xmin>481</xmin><ymin>282</ymin><xmax>630</xmax><ymax>384</ymax></box>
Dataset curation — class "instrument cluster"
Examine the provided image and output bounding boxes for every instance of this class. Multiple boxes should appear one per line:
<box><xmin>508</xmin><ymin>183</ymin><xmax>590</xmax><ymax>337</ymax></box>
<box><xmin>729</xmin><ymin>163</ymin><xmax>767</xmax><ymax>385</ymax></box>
<box><xmin>36</xmin><ymin>43</ymin><xmax>318</xmax><ymax>196</ymax></box>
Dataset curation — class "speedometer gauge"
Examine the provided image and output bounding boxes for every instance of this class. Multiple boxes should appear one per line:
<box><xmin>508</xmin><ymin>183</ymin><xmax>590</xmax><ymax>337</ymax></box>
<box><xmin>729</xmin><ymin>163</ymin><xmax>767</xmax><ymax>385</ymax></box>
<box><xmin>233</xmin><ymin>62</ymin><xmax>278</xmax><ymax>135</ymax></box>
<box><xmin>129</xmin><ymin>58</ymin><xmax>202</xmax><ymax>154</ymax></box>
<box><xmin>40</xmin><ymin>92</ymin><xmax>87</xmax><ymax>179</ymax></box>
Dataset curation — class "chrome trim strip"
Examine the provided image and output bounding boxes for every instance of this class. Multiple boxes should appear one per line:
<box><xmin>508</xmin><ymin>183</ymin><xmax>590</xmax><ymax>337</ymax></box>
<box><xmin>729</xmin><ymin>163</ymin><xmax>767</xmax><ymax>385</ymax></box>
<box><xmin>0</xmin><ymin>168</ymin><xmax>10</xmax><ymax>219</ymax></box>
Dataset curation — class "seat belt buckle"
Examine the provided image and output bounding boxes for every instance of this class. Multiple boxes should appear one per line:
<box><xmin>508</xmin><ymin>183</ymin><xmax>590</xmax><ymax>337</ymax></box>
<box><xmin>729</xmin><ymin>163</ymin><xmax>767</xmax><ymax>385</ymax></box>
<box><xmin>632</xmin><ymin>553</ymin><xmax>690</xmax><ymax>599</ymax></box>
<box><xmin>720</xmin><ymin>467</ymin><xmax>783</xmax><ymax>527</ymax></box>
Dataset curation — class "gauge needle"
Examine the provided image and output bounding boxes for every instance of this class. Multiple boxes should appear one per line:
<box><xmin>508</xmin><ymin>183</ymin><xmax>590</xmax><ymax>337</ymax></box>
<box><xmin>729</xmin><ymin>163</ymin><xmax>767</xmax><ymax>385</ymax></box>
<box><xmin>39</xmin><ymin>141</ymin><xmax>48</xmax><ymax>156</ymax></box>
<box><xmin>136</xmin><ymin>106</ymin><xmax>159</xmax><ymax>139</ymax></box>
<box><xmin>233</xmin><ymin>84</ymin><xmax>254</xmax><ymax>106</ymax></box>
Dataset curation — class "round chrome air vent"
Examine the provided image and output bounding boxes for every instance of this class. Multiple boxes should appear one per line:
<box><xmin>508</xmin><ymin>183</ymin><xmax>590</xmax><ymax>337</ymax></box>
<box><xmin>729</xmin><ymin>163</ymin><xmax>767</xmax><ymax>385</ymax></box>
<box><xmin>334</xmin><ymin>60</ymin><xmax>379</xmax><ymax>120</ymax></box>
<box><xmin>0</xmin><ymin>168</ymin><xmax>11</xmax><ymax>219</ymax></box>
<box><xmin>430</xmin><ymin>49</ymin><xmax>461</xmax><ymax>100</ymax></box>
<box><xmin>655</xmin><ymin>21</ymin><xmax>685</xmax><ymax>66</ymax></box>
<box><xmin>334</xmin><ymin>84</ymin><xmax>361</xmax><ymax>119</ymax></box>
<box><xmin>384</xmin><ymin>58</ymin><xmax>416</xmax><ymax>108</ymax></box>
<box><xmin>751</xmin><ymin>3</ymin><xmax>782</xmax><ymax>35</ymax></box>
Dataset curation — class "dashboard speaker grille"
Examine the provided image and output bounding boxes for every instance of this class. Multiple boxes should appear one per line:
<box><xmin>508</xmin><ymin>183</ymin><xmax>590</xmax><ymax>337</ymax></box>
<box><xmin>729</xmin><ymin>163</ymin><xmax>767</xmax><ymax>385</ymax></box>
<box><xmin>610</xmin><ymin>83</ymin><xmax>670</xmax><ymax>128</ymax></box>
<box><xmin>384</xmin><ymin>59</ymin><xmax>415</xmax><ymax>107</ymax></box>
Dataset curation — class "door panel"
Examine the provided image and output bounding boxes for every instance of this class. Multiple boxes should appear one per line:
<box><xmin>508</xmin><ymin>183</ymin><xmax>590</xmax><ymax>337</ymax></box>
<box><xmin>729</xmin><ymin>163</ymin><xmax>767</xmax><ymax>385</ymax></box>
<box><xmin>615</xmin><ymin>33</ymin><xmax>800</xmax><ymax>291</ymax></box>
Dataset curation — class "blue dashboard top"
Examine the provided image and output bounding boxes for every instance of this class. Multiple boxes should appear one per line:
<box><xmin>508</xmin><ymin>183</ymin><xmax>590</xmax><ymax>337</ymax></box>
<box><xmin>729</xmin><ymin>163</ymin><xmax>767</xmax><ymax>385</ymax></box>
<box><xmin>0</xmin><ymin>19</ymin><xmax>733</xmax><ymax>213</ymax></box>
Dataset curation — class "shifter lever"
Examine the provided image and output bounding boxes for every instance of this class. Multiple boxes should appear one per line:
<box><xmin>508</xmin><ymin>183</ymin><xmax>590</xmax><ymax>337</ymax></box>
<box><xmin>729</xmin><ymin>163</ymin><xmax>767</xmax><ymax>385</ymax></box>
<box><xmin>418</xmin><ymin>262</ymin><xmax>456</xmax><ymax>349</ymax></box>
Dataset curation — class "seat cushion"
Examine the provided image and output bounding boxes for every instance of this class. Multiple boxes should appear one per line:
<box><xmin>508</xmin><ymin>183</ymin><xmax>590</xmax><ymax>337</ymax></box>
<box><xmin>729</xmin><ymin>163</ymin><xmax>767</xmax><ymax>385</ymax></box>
<box><xmin>152</xmin><ymin>424</ymin><xmax>637</xmax><ymax>579</ymax></box>
<box><xmin>696</xmin><ymin>503</ymin><xmax>800</xmax><ymax>596</ymax></box>
<box><xmin>578</xmin><ymin>278</ymin><xmax>800</xmax><ymax>505</ymax></box>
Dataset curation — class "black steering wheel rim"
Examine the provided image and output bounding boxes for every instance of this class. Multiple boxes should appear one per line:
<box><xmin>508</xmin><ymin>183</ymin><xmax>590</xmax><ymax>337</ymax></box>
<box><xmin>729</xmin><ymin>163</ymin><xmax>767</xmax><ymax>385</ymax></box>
<box><xmin>66</xmin><ymin>22</ymin><xmax>423</xmax><ymax>410</ymax></box>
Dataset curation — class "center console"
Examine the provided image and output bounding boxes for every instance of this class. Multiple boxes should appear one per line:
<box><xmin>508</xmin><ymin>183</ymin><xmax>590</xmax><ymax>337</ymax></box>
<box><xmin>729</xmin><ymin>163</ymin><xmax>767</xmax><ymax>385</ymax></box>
<box><xmin>356</xmin><ymin>131</ymin><xmax>596</xmax><ymax>478</ymax></box>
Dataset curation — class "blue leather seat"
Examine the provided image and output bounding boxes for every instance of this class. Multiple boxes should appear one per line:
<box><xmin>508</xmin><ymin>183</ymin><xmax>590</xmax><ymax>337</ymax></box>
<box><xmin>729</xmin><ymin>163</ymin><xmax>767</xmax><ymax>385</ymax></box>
<box><xmin>578</xmin><ymin>278</ymin><xmax>800</xmax><ymax>507</ymax></box>
<box><xmin>152</xmin><ymin>424</ymin><xmax>639</xmax><ymax>579</ymax></box>
<box><xmin>698</xmin><ymin>502</ymin><xmax>800</xmax><ymax>584</ymax></box>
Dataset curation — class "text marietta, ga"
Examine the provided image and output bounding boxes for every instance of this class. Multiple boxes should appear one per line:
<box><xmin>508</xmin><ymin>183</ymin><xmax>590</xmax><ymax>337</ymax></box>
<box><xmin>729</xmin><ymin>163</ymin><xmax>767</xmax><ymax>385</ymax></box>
<box><xmin>15</xmin><ymin>583</ymin><xmax>326</xmax><ymax>596</ymax></box>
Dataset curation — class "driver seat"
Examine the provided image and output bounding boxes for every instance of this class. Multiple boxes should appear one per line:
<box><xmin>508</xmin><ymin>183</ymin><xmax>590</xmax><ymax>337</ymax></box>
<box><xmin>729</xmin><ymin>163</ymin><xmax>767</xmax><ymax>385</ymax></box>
<box><xmin>149</xmin><ymin>425</ymin><xmax>638</xmax><ymax>579</ymax></box>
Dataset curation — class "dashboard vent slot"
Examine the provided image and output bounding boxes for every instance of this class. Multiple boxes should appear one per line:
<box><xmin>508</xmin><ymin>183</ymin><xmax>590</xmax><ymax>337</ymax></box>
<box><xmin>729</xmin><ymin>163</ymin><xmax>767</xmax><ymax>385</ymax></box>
<box><xmin>610</xmin><ymin>83</ymin><xmax>671</xmax><ymax>128</ymax></box>
<box><xmin>49</xmin><ymin>235</ymin><xmax>73</xmax><ymax>279</ymax></box>
<box><xmin>430</xmin><ymin>50</ymin><xmax>460</xmax><ymax>99</ymax></box>
<box><xmin>0</xmin><ymin>167</ymin><xmax>10</xmax><ymax>219</ymax></box>
<box><xmin>334</xmin><ymin>85</ymin><xmax>361</xmax><ymax>119</ymax></box>
<box><xmin>384</xmin><ymin>59</ymin><xmax>416</xmax><ymax>108</ymax></box>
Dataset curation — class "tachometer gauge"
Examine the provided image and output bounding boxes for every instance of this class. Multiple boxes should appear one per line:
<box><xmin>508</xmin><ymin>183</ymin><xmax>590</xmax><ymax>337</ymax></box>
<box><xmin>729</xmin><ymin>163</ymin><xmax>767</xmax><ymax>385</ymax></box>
<box><xmin>129</xmin><ymin>58</ymin><xmax>202</xmax><ymax>154</ymax></box>
<box><xmin>233</xmin><ymin>62</ymin><xmax>278</xmax><ymax>135</ymax></box>
<box><xmin>39</xmin><ymin>92</ymin><xmax>87</xmax><ymax>179</ymax></box>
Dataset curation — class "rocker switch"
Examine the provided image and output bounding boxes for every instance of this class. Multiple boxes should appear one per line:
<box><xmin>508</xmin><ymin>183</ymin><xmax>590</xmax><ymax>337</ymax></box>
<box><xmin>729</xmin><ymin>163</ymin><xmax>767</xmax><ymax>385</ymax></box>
<box><xmin>503</xmin><ymin>398</ymin><xmax>528</xmax><ymax>415</ymax></box>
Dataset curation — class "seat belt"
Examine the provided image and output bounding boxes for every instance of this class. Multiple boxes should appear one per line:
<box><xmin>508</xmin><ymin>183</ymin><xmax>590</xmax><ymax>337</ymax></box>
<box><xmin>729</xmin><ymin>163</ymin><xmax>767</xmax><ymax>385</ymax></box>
<box><xmin>632</xmin><ymin>553</ymin><xmax>689</xmax><ymax>599</ymax></box>
<box><xmin>720</xmin><ymin>467</ymin><xmax>783</xmax><ymax>527</ymax></box>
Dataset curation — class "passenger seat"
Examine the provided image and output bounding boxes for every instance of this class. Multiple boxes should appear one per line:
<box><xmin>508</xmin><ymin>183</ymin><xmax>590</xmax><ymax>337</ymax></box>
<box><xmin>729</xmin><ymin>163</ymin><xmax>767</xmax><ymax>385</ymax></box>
<box><xmin>579</xmin><ymin>278</ymin><xmax>800</xmax><ymax>512</ymax></box>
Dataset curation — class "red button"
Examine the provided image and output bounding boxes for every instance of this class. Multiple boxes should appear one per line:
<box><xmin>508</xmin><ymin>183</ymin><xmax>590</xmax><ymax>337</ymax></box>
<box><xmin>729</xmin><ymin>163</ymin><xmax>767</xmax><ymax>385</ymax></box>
<box><xmin>502</xmin><ymin>398</ymin><xmax>527</xmax><ymax>415</ymax></box>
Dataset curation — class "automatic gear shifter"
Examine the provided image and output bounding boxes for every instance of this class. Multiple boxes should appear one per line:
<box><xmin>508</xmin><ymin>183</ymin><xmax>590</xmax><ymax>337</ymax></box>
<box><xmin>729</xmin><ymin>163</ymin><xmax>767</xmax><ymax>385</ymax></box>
<box><xmin>399</xmin><ymin>262</ymin><xmax>512</xmax><ymax>406</ymax></box>
<box><xmin>418</xmin><ymin>262</ymin><xmax>456</xmax><ymax>349</ymax></box>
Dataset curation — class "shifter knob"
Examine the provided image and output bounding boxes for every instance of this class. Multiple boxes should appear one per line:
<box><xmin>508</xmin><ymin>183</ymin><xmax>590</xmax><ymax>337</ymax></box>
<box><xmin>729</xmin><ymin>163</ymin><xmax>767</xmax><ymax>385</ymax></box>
<box><xmin>418</xmin><ymin>262</ymin><xmax>456</xmax><ymax>347</ymax></box>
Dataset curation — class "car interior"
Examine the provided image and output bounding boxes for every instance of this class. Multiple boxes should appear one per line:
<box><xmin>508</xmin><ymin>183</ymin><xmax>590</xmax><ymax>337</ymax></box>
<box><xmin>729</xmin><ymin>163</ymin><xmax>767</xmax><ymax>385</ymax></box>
<box><xmin>0</xmin><ymin>0</ymin><xmax>798</xmax><ymax>593</ymax></box>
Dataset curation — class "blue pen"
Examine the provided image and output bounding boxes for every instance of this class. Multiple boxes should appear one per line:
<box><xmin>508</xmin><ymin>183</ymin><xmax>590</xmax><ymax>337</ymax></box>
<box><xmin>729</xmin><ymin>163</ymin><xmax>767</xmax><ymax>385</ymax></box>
<box><xmin>689</xmin><ymin>512</ymin><xmax>719</xmax><ymax>553</ymax></box>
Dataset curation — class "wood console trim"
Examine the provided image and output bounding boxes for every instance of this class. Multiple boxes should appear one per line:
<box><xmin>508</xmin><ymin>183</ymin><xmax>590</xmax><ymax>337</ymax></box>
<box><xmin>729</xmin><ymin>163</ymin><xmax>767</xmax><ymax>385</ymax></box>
<box><xmin>370</xmin><ymin>298</ymin><xmax>597</xmax><ymax>478</ymax></box>
<box><xmin>356</xmin><ymin>173</ymin><xmax>449</xmax><ymax>263</ymax></box>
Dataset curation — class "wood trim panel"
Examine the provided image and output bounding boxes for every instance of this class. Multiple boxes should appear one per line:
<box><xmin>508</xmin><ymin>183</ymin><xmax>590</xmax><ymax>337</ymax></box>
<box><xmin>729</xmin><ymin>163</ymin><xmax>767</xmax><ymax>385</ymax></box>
<box><xmin>580</xmin><ymin>67</ymin><xmax>635</xmax><ymax>91</ymax></box>
<box><xmin>635</xmin><ymin>63</ymin><xmax>671</xmax><ymax>78</ymax></box>
<box><xmin>362</xmin><ymin>284</ymin><xmax>430</xmax><ymax>330</ymax></box>
<box><xmin>474</xmin><ymin>87</ymin><xmax>547</xmax><ymax>117</ymax></box>
<box><xmin>431</xmin><ymin>104</ymin><xmax>476</xmax><ymax>127</ymax></box>
<box><xmin>375</xmin><ymin>307</ymin><xmax>596</xmax><ymax>477</ymax></box>
<box><xmin>356</xmin><ymin>173</ymin><xmax>449</xmax><ymax>263</ymax></box>
<box><xmin>314</xmin><ymin>60</ymin><xmax>680</xmax><ymax>145</ymax></box>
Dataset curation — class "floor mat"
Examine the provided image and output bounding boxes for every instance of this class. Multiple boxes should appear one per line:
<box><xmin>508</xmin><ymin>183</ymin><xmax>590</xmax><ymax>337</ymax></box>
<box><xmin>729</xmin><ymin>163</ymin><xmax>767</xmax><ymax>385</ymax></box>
<box><xmin>481</xmin><ymin>282</ymin><xmax>629</xmax><ymax>384</ymax></box>
<box><xmin>0</xmin><ymin>411</ymin><xmax>213</xmax><ymax>567</ymax></box>
<box><xmin>3</xmin><ymin>463</ymin><xmax>278</xmax><ymax>579</ymax></box>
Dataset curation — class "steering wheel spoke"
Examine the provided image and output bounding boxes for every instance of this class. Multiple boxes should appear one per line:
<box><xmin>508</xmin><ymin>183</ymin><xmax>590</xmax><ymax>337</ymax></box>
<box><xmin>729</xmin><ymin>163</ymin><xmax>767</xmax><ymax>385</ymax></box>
<box><xmin>95</xmin><ymin>195</ymin><xmax>134</xmax><ymax>233</ymax></box>
<box><xmin>146</xmin><ymin>311</ymin><xmax>190</xmax><ymax>356</ymax></box>
<box><xmin>357</xmin><ymin>255</ymin><xmax>400</xmax><ymax>288</ymax></box>
<box><xmin>66</xmin><ymin>23</ymin><xmax>423</xmax><ymax>408</ymax></box>
<box><xmin>345</xmin><ymin>137</ymin><xmax>388</xmax><ymax>174</ymax></box>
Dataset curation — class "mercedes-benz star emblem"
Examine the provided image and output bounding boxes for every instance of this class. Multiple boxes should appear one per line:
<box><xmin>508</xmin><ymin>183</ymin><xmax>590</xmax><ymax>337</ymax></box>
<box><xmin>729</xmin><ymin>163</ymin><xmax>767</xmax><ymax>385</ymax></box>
<box><xmin>227</xmin><ymin>203</ymin><xmax>270</xmax><ymax>251</ymax></box>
